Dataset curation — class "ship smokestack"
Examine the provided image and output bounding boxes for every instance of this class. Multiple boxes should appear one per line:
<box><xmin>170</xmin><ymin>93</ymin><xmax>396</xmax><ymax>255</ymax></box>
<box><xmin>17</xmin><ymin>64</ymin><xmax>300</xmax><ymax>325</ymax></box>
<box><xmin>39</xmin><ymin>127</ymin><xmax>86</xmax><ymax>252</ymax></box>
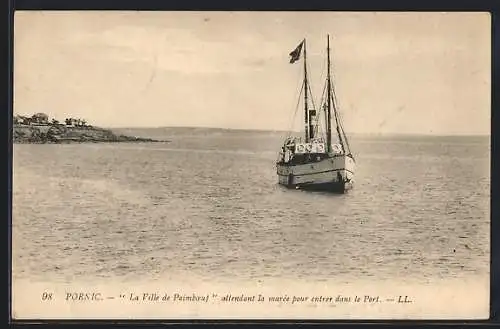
<box><xmin>309</xmin><ymin>110</ymin><xmax>316</xmax><ymax>139</ymax></box>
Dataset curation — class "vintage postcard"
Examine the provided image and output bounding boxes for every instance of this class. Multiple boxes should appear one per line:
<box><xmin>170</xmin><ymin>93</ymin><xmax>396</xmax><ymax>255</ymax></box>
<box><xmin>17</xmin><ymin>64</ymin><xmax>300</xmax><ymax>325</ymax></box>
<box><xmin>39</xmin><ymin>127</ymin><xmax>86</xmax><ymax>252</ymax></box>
<box><xmin>11</xmin><ymin>11</ymin><xmax>490</xmax><ymax>320</ymax></box>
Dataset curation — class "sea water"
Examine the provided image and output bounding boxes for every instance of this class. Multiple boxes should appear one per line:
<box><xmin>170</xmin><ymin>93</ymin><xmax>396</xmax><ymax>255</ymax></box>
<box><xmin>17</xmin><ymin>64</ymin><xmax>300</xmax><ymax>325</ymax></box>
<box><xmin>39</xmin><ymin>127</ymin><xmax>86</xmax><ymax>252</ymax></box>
<box><xmin>12</xmin><ymin>128</ymin><xmax>490</xmax><ymax>287</ymax></box>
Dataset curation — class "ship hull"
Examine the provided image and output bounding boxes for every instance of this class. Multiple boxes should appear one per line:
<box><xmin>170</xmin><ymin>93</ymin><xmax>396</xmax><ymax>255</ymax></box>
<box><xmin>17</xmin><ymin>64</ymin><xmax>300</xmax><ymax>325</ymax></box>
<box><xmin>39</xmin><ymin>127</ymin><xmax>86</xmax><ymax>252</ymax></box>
<box><xmin>276</xmin><ymin>154</ymin><xmax>355</xmax><ymax>193</ymax></box>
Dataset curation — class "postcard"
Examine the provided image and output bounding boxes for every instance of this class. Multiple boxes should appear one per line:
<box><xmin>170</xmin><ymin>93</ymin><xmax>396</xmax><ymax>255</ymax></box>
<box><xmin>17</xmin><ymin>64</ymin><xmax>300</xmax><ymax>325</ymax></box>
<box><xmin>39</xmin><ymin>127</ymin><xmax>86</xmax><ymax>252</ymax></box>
<box><xmin>11</xmin><ymin>11</ymin><xmax>490</xmax><ymax>320</ymax></box>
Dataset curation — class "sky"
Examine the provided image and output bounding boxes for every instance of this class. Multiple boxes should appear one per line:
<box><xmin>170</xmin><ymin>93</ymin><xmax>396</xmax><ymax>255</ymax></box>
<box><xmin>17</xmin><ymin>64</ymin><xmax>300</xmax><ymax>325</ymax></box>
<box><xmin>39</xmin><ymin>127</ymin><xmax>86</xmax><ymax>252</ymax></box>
<box><xmin>14</xmin><ymin>11</ymin><xmax>490</xmax><ymax>135</ymax></box>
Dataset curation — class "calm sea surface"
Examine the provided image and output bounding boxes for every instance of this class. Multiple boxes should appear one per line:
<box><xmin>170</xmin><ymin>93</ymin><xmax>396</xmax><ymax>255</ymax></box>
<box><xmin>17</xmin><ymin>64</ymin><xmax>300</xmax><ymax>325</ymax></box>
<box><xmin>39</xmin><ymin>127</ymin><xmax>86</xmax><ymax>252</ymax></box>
<box><xmin>12</xmin><ymin>128</ymin><xmax>490</xmax><ymax>285</ymax></box>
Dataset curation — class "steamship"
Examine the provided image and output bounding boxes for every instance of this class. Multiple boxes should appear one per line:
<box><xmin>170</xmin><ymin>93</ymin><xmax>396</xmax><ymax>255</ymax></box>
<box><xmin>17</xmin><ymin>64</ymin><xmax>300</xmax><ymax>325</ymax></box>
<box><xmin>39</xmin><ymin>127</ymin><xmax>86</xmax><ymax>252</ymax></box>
<box><xmin>276</xmin><ymin>35</ymin><xmax>356</xmax><ymax>193</ymax></box>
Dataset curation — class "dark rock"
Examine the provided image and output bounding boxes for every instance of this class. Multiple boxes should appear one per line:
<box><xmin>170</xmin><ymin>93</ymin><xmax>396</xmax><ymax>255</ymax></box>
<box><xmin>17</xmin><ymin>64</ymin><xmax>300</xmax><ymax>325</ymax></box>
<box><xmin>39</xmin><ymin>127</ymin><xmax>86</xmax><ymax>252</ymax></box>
<box><xmin>13</xmin><ymin>124</ymin><xmax>165</xmax><ymax>144</ymax></box>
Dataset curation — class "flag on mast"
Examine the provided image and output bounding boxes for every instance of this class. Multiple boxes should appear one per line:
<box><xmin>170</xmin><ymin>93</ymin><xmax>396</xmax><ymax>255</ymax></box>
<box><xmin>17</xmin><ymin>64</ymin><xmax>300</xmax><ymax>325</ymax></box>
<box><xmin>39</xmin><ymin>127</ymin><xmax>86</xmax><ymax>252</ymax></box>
<box><xmin>289</xmin><ymin>40</ymin><xmax>304</xmax><ymax>64</ymax></box>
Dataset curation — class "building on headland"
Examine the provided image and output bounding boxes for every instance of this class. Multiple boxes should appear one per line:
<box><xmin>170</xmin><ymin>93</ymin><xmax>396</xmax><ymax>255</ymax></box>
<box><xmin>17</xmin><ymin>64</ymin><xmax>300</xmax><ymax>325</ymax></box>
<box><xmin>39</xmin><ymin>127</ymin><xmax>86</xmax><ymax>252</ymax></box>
<box><xmin>31</xmin><ymin>113</ymin><xmax>49</xmax><ymax>124</ymax></box>
<box><xmin>13</xmin><ymin>115</ymin><xmax>31</xmax><ymax>125</ymax></box>
<box><xmin>14</xmin><ymin>113</ymin><xmax>50</xmax><ymax>125</ymax></box>
<box><xmin>13</xmin><ymin>113</ymin><xmax>91</xmax><ymax>128</ymax></box>
<box><xmin>64</xmin><ymin>118</ymin><xmax>88</xmax><ymax>127</ymax></box>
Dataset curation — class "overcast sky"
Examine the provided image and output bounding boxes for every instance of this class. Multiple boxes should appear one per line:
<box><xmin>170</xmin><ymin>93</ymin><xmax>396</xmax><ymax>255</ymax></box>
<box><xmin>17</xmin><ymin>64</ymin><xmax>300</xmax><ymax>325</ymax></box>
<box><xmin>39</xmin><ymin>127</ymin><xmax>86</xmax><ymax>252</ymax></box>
<box><xmin>14</xmin><ymin>11</ymin><xmax>490</xmax><ymax>135</ymax></box>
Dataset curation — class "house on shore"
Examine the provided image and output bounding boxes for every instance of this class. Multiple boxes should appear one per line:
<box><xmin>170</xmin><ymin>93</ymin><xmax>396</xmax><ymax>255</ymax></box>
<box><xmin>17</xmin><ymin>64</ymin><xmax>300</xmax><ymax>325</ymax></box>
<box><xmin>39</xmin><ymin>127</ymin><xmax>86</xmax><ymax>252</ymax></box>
<box><xmin>14</xmin><ymin>112</ymin><xmax>50</xmax><ymax>125</ymax></box>
<box><xmin>65</xmin><ymin>118</ymin><xmax>89</xmax><ymax>128</ymax></box>
<box><xmin>14</xmin><ymin>112</ymin><xmax>92</xmax><ymax>128</ymax></box>
<box><xmin>13</xmin><ymin>115</ymin><xmax>30</xmax><ymax>125</ymax></box>
<box><xmin>32</xmin><ymin>113</ymin><xmax>49</xmax><ymax>124</ymax></box>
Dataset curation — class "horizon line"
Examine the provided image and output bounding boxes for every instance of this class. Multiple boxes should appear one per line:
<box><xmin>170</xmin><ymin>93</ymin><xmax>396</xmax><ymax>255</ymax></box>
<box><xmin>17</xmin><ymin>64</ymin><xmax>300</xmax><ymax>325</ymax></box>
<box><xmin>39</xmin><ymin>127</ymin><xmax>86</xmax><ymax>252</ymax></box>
<box><xmin>106</xmin><ymin>125</ymin><xmax>490</xmax><ymax>137</ymax></box>
<box><xmin>13</xmin><ymin>114</ymin><xmax>490</xmax><ymax>137</ymax></box>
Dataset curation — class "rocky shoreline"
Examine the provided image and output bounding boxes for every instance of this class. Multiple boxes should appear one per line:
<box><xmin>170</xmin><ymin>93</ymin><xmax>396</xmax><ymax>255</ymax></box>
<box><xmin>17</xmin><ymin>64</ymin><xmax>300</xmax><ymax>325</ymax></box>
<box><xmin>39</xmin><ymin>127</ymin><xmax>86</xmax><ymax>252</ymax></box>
<box><xmin>13</xmin><ymin>124</ymin><xmax>165</xmax><ymax>144</ymax></box>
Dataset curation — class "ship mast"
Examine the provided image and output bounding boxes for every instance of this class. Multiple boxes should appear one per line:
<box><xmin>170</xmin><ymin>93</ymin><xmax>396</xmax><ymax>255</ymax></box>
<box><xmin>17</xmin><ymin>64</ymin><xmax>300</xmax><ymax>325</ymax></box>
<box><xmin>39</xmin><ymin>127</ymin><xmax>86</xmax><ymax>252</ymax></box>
<box><xmin>303</xmin><ymin>38</ymin><xmax>309</xmax><ymax>142</ymax></box>
<box><xmin>326</xmin><ymin>35</ymin><xmax>332</xmax><ymax>152</ymax></box>
<box><xmin>328</xmin><ymin>35</ymin><xmax>345</xmax><ymax>153</ymax></box>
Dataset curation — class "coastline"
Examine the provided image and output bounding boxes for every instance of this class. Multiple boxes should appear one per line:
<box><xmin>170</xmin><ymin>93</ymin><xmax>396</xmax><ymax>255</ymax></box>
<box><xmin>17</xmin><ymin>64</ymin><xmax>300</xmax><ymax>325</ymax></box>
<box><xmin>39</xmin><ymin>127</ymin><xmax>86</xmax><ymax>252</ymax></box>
<box><xmin>12</xmin><ymin>123</ymin><xmax>166</xmax><ymax>144</ymax></box>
